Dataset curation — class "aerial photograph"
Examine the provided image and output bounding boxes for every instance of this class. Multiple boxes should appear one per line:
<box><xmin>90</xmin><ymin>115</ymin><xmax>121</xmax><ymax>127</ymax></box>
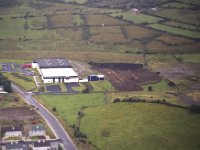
<box><xmin>0</xmin><ymin>0</ymin><xmax>200</xmax><ymax>150</ymax></box>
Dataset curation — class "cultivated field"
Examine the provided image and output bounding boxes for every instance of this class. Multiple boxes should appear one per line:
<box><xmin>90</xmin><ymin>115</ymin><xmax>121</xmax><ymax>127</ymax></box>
<box><xmin>90</xmin><ymin>63</ymin><xmax>161</xmax><ymax>91</ymax></box>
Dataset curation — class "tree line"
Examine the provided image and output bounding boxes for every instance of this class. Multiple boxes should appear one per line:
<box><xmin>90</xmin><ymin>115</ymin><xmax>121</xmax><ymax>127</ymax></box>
<box><xmin>0</xmin><ymin>73</ymin><xmax>12</xmax><ymax>93</ymax></box>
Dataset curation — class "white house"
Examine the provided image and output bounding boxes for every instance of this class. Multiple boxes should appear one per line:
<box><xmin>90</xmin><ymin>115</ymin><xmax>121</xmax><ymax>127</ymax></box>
<box><xmin>29</xmin><ymin>125</ymin><xmax>46</xmax><ymax>137</ymax></box>
<box><xmin>32</xmin><ymin>58</ymin><xmax>78</xmax><ymax>83</ymax></box>
<box><xmin>1</xmin><ymin>126</ymin><xmax>23</xmax><ymax>138</ymax></box>
<box><xmin>33</xmin><ymin>140</ymin><xmax>60</xmax><ymax>150</ymax></box>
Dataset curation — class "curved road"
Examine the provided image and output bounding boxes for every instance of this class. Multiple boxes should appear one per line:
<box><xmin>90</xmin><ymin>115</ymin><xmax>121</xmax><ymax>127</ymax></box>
<box><xmin>12</xmin><ymin>84</ymin><xmax>77</xmax><ymax>150</ymax></box>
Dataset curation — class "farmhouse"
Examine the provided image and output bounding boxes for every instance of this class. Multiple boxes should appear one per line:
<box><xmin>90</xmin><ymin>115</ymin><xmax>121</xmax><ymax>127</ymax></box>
<box><xmin>32</xmin><ymin>58</ymin><xmax>78</xmax><ymax>83</ymax></box>
<box><xmin>1</xmin><ymin>126</ymin><xmax>23</xmax><ymax>138</ymax></box>
<box><xmin>29</xmin><ymin>125</ymin><xmax>46</xmax><ymax>137</ymax></box>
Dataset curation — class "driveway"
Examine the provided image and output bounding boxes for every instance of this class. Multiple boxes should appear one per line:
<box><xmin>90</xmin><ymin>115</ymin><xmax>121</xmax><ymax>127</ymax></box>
<box><xmin>46</xmin><ymin>85</ymin><xmax>61</xmax><ymax>92</ymax></box>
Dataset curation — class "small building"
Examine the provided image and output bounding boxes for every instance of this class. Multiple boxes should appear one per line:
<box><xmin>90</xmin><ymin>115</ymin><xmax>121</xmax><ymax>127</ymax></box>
<box><xmin>22</xmin><ymin>63</ymin><xmax>32</xmax><ymax>68</ymax></box>
<box><xmin>0</xmin><ymin>86</ymin><xmax>8</xmax><ymax>94</ymax></box>
<box><xmin>32</xmin><ymin>58</ymin><xmax>78</xmax><ymax>83</ymax></box>
<box><xmin>2</xmin><ymin>141</ymin><xmax>28</xmax><ymax>150</ymax></box>
<box><xmin>88</xmin><ymin>75</ymin><xmax>104</xmax><ymax>81</ymax></box>
<box><xmin>29</xmin><ymin>125</ymin><xmax>46</xmax><ymax>137</ymax></box>
<box><xmin>1</xmin><ymin>126</ymin><xmax>23</xmax><ymax>138</ymax></box>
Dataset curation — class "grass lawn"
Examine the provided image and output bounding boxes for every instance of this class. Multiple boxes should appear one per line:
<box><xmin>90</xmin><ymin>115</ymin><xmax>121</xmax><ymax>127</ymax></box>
<box><xmin>89</xmin><ymin>81</ymin><xmax>115</xmax><ymax>92</ymax></box>
<box><xmin>37</xmin><ymin>93</ymin><xmax>105</xmax><ymax>125</ymax></box>
<box><xmin>80</xmin><ymin>103</ymin><xmax>200</xmax><ymax>150</ymax></box>
<box><xmin>3</xmin><ymin>72</ymin><xmax>36</xmax><ymax>91</ymax></box>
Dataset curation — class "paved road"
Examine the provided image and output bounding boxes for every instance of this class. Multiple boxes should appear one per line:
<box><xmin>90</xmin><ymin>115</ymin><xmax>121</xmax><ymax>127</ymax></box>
<box><xmin>12</xmin><ymin>84</ymin><xmax>77</xmax><ymax>150</ymax></box>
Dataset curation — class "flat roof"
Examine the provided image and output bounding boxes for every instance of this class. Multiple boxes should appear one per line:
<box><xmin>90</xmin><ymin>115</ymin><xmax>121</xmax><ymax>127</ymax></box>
<box><xmin>34</xmin><ymin>59</ymin><xmax>71</xmax><ymax>68</ymax></box>
<box><xmin>41</xmin><ymin>68</ymin><xmax>77</xmax><ymax>78</ymax></box>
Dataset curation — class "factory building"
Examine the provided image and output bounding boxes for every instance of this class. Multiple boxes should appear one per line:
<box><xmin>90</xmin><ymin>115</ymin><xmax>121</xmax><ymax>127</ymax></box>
<box><xmin>32</xmin><ymin>59</ymin><xmax>78</xmax><ymax>83</ymax></box>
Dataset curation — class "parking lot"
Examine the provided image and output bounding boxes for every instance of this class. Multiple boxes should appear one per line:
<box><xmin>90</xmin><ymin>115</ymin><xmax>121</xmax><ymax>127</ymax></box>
<box><xmin>1</xmin><ymin>63</ymin><xmax>13</xmax><ymax>72</ymax></box>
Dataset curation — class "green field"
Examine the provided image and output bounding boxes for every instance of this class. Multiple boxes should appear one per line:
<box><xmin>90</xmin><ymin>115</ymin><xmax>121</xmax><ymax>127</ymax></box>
<box><xmin>148</xmin><ymin>24</ymin><xmax>200</xmax><ymax>39</ymax></box>
<box><xmin>154</xmin><ymin>9</ymin><xmax>200</xmax><ymax>26</ymax></box>
<box><xmin>110</xmin><ymin>12</ymin><xmax>163</xmax><ymax>24</ymax></box>
<box><xmin>142</xmin><ymin>80</ymin><xmax>170</xmax><ymax>91</ymax></box>
<box><xmin>161</xmin><ymin>2</ymin><xmax>194</xmax><ymax>8</ymax></box>
<box><xmin>80</xmin><ymin>103</ymin><xmax>200</xmax><ymax>150</ymax></box>
<box><xmin>37</xmin><ymin>93</ymin><xmax>105</xmax><ymax>125</ymax></box>
<box><xmin>3</xmin><ymin>72</ymin><xmax>36</xmax><ymax>91</ymax></box>
<box><xmin>164</xmin><ymin>21</ymin><xmax>200</xmax><ymax>31</ymax></box>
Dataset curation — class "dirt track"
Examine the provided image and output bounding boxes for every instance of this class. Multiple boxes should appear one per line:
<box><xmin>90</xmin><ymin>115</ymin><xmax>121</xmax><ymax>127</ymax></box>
<box><xmin>90</xmin><ymin>63</ymin><xmax>161</xmax><ymax>91</ymax></box>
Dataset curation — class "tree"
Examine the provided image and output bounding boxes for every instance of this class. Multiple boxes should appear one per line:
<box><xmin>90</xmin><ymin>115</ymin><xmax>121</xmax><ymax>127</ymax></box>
<box><xmin>52</xmin><ymin>107</ymin><xmax>56</xmax><ymax>112</ymax></box>
<box><xmin>0</xmin><ymin>74</ymin><xmax>7</xmax><ymax>85</ymax></box>
<box><xmin>148</xmin><ymin>86</ymin><xmax>153</xmax><ymax>91</ymax></box>
<box><xmin>2</xmin><ymin>80</ymin><xmax>12</xmax><ymax>93</ymax></box>
<box><xmin>113</xmin><ymin>98</ymin><xmax>121</xmax><ymax>103</ymax></box>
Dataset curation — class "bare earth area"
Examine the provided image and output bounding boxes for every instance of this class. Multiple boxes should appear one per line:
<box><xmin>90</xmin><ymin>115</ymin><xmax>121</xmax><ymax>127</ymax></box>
<box><xmin>149</xmin><ymin>62</ymin><xmax>200</xmax><ymax>81</ymax></box>
<box><xmin>0</xmin><ymin>106</ymin><xmax>40</xmax><ymax>120</ymax></box>
<box><xmin>90</xmin><ymin>63</ymin><xmax>161</xmax><ymax>91</ymax></box>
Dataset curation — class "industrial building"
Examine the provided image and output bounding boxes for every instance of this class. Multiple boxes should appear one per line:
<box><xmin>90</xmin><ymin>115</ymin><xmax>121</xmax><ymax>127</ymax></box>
<box><xmin>32</xmin><ymin>59</ymin><xmax>78</xmax><ymax>83</ymax></box>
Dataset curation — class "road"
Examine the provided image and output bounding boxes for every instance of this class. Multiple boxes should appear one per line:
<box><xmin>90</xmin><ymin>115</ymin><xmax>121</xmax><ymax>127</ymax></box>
<box><xmin>12</xmin><ymin>84</ymin><xmax>77</xmax><ymax>150</ymax></box>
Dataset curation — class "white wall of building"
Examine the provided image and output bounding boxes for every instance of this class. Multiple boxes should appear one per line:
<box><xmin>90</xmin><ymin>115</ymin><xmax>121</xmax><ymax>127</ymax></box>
<box><xmin>33</xmin><ymin>146</ymin><xmax>51</xmax><ymax>150</ymax></box>
<box><xmin>29</xmin><ymin>130</ymin><xmax>46</xmax><ymax>137</ymax></box>
<box><xmin>4</xmin><ymin>131</ymin><xmax>22</xmax><ymax>137</ymax></box>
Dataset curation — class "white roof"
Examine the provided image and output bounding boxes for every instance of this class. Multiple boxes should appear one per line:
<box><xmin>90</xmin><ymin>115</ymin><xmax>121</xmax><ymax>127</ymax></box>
<box><xmin>41</xmin><ymin>68</ymin><xmax>77</xmax><ymax>78</ymax></box>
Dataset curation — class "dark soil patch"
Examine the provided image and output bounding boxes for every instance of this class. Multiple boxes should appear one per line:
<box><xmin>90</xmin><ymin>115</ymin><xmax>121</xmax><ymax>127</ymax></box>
<box><xmin>90</xmin><ymin>63</ymin><xmax>161</xmax><ymax>91</ymax></box>
<box><xmin>0</xmin><ymin>106</ymin><xmax>39</xmax><ymax>120</ymax></box>
<box><xmin>46</xmin><ymin>85</ymin><xmax>61</xmax><ymax>92</ymax></box>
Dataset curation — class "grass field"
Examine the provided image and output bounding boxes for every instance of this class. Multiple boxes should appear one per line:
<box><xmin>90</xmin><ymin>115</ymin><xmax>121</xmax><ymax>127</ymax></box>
<box><xmin>156</xmin><ymin>34</ymin><xmax>193</xmax><ymax>45</ymax></box>
<box><xmin>164</xmin><ymin>21</ymin><xmax>200</xmax><ymax>31</ymax></box>
<box><xmin>0</xmin><ymin>18</ymin><xmax>25</xmax><ymax>39</ymax></box>
<box><xmin>142</xmin><ymin>80</ymin><xmax>170</xmax><ymax>91</ymax></box>
<box><xmin>146</xmin><ymin>54</ymin><xmax>200</xmax><ymax>64</ymax></box>
<box><xmin>89</xmin><ymin>81</ymin><xmax>115</xmax><ymax>92</ymax></box>
<box><xmin>80</xmin><ymin>103</ymin><xmax>200</xmax><ymax>150</ymax></box>
<box><xmin>111</xmin><ymin>12</ymin><xmax>163</xmax><ymax>24</ymax></box>
<box><xmin>37</xmin><ymin>93</ymin><xmax>105</xmax><ymax>125</ymax></box>
<box><xmin>154</xmin><ymin>9</ymin><xmax>200</xmax><ymax>26</ymax></box>
<box><xmin>161</xmin><ymin>2</ymin><xmax>194</xmax><ymax>9</ymax></box>
<box><xmin>86</xmin><ymin>15</ymin><xmax>126</xmax><ymax>26</ymax></box>
<box><xmin>125</xmin><ymin>25</ymin><xmax>158</xmax><ymax>39</ymax></box>
<box><xmin>0</xmin><ymin>51</ymin><xmax>144</xmax><ymax>64</ymax></box>
<box><xmin>148</xmin><ymin>24</ymin><xmax>200</xmax><ymax>39</ymax></box>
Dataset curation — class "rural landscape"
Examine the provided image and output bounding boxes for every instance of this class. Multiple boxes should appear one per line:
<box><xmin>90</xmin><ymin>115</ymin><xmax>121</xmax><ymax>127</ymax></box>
<box><xmin>0</xmin><ymin>0</ymin><xmax>200</xmax><ymax>150</ymax></box>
